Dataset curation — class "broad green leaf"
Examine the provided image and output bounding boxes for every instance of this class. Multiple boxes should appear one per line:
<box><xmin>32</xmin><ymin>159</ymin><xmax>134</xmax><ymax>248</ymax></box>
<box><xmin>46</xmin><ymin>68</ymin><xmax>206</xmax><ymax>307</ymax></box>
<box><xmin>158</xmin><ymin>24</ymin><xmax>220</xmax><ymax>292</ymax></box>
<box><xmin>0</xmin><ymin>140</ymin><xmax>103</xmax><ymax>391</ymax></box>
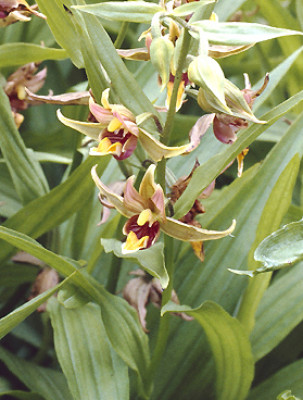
<box><xmin>0</xmin><ymin>156</ymin><xmax>109</xmax><ymax>263</ymax></box>
<box><xmin>169</xmin><ymin>0</ymin><xmax>214</xmax><ymax>17</ymax></box>
<box><xmin>35</xmin><ymin>0</ymin><xmax>84</xmax><ymax>68</ymax></box>
<box><xmin>74</xmin><ymin>2</ymin><xmax>163</xmax><ymax>23</ymax></box>
<box><xmin>0</xmin><ymin>347</ymin><xmax>72</xmax><ymax>400</ymax></box>
<box><xmin>250</xmin><ymin>261</ymin><xmax>303</xmax><ymax>361</ymax></box>
<box><xmin>297</xmin><ymin>0</ymin><xmax>303</xmax><ymax>30</ymax></box>
<box><xmin>0</xmin><ymin>226</ymin><xmax>151</xmax><ymax>398</ymax></box>
<box><xmin>0</xmin><ymin>272</ymin><xmax>73</xmax><ymax>340</ymax></box>
<box><xmin>101</xmin><ymin>239</ymin><xmax>168</xmax><ymax>289</ymax></box>
<box><xmin>73</xmin><ymin>9</ymin><xmax>158</xmax><ymax>117</ymax></box>
<box><xmin>0</xmin><ymin>87</ymin><xmax>49</xmax><ymax>204</ymax></box>
<box><xmin>152</xmin><ymin>112</ymin><xmax>303</xmax><ymax>399</ymax></box>
<box><xmin>253</xmin><ymin>46</ymin><xmax>303</xmax><ymax>112</ymax></box>
<box><xmin>173</xmin><ymin>90</ymin><xmax>303</xmax><ymax>219</ymax></box>
<box><xmin>190</xmin><ymin>21</ymin><xmax>303</xmax><ymax>46</ymax></box>
<box><xmin>214</xmin><ymin>0</ymin><xmax>247</xmax><ymax>22</ymax></box>
<box><xmin>247</xmin><ymin>359</ymin><xmax>303</xmax><ymax>400</ymax></box>
<box><xmin>162</xmin><ymin>300</ymin><xmax>254</xmax><ymax>400</ymax></box>
<box><xmin>48</xmin><ymin>299</ymin><xmax>129</xmax><ymax>400</ymax></box>
<box><xmin>229</xmin><ymin>155</ymin><xmax>300</xmax><ymax>279</ymax></box>
<box><xmin>0</xmin><ymin>43</ymin><xmax>67</xmax><ymax>67</ymax></box>
<box><xmin>254</xmin><ymin>219</ymin><xmax>303</xmax><ymax>269</ymax></box>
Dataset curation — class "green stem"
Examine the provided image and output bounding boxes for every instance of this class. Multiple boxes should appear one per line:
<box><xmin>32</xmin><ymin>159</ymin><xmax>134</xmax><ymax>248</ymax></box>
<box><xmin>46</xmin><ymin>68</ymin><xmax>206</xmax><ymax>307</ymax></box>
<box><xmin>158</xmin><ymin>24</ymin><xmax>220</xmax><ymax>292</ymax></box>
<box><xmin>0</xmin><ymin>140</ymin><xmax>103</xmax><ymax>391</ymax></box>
<box><xmin>106</xmin><ymin>254</ymin><xmax>123</xmax><ymax>294</ymax></box>
<box><xmin>114</xmin><ymin>22</ymin><xmax>129</xmax><ymax>49</ymax></box>
<box><xmin>148</xmin><ymin>235</ymin><xmax>175</xmax><ymax>380</ymax></box>
<box><xmin>157</xmin><ymin>29</ymin><xmax>191</xmax><ymax>191</ymax></box>
<box><xmin>105</xmin><ymin>216</ymin><xmax>125</xmax><ymax>293</ymax></box>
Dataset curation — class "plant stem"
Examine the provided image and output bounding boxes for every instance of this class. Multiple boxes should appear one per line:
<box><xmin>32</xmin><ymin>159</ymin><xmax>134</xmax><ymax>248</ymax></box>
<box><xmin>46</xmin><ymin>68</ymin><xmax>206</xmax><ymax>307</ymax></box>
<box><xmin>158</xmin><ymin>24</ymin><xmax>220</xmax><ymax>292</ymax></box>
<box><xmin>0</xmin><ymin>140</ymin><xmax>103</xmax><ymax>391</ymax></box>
<box><xmin>105</xmin><ymin>216</ymin><xmax>125</xmax><ymax>293</ymax></box>
<box><xmin>148</xmin><ymin>235</ymin><xmax>175</xmax><ymax>379</ymax></box>
<box><xmin>114</xmin><ymin>22</ymin><xmax>129</xmax><ymax>49</ymax></box>
<box><xmin>157</xmin><ymin>28</ymin><xmax>191</xmax><ymax>191</ymax></box>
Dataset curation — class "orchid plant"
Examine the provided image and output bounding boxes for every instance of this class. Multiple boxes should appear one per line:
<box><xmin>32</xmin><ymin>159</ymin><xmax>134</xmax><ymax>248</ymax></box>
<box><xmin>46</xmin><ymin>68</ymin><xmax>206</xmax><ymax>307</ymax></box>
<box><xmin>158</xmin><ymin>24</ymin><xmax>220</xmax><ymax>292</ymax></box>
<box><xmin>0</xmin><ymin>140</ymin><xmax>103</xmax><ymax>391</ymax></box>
<box><xmin>1</xmin><ymin>0</ymin><xmax>303</xmax><ymax>399</ymax></box>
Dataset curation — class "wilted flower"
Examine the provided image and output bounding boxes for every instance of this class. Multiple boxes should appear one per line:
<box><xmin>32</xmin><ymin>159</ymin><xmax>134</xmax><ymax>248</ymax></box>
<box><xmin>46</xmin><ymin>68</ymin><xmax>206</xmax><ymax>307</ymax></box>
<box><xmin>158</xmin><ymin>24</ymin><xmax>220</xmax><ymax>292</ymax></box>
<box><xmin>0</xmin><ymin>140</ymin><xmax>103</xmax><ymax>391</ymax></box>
<box><xmin>58</xmin><ymin>88</ymin><xmax>200</xmax><ymax>162</ymax></box>
<box><xmin>169</xmin><ymin>161</ymin><xmax>216</xmax><ymax>261</ymax></box>
<box><xmin>123</xmin><ymin>269</ymin><xmax>192</xmax><ymax>332</ymax></box>
<box><xmin>0</xmin><ymin>0</ymin><xmax>45</xmax><ymax>27</ymax></box>
<box><xmin>4</xmin><ymin>62</ymin><xmax>47</xmax><ymax>127</ymax></box>
<box><xmin>29</xmin><ymin>267</ymin><xmax>59</xmax><ymax>312</ymax></box>
<box><xmin>92</xmin><ymin>164</ymin><xmax>236</xmax><ymax>254</ymax></box>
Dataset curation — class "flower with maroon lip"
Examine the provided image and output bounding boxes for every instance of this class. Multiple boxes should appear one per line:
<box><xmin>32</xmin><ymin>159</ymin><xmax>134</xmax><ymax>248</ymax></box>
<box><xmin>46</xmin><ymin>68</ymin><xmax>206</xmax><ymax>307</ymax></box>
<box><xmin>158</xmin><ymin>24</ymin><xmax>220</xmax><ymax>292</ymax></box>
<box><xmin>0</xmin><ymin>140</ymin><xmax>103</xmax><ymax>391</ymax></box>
<box><xmin>57</xmin><ymin>88</ymin><xmax>201</xmax><ymax>162</ymax></box>
<box><xmin>91</xmin><ymin>164</ymin><xmax>236</xmax><ymax>254</ymax></box>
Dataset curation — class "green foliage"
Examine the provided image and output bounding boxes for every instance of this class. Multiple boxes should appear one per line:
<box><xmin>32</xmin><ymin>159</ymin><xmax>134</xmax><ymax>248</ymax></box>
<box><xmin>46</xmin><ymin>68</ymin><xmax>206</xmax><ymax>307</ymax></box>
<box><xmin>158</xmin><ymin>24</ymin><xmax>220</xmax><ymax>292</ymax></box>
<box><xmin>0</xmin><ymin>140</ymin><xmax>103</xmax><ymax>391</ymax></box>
<box><xmin>1</xmin><ymin>0</ymin><xmax>303</xmax><ymax>399</ymax></box>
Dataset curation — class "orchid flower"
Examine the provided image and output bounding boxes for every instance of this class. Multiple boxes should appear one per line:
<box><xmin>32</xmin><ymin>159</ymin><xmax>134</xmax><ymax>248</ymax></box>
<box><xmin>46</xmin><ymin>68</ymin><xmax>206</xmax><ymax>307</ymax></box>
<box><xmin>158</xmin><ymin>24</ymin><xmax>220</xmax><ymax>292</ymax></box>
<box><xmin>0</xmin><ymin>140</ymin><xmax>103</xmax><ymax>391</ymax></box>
<box><xmin>57</xmin><ymin>88</ymin><xmax>198</xmax><ymax>162</ymax></box>
<box><xmin>92</xmin><ymin>164</ymin><xmax>236</xmax><ymax>254</ymax></box>
<box><xmin>0</xmin><ymin>0</ymin><xmax>45</xmax><ymax>27</ymax></box>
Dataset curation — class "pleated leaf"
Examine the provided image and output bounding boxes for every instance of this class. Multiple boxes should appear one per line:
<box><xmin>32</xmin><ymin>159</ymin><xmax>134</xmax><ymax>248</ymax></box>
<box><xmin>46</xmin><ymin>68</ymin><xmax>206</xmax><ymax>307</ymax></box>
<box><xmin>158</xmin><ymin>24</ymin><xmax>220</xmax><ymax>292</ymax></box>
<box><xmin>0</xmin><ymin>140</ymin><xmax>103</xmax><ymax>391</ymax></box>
<box><xmin>0</xmin><ymin>347</ymin><xmax>72</xmax><ymax>400</ymax></box>
<box><xmin>190</xmin><ymin>21</ymin><xmax>303</xmax><ymax>46</ymax></box>
<box><xmin>0</xmin><ymin>87</ymin><xmax>49</xmax><ymax>204</ymax></box>
<box><xmin>0</xmin><ymin>43</ymin><xmax>67</xmax><ymax>67</ymax></box>
<box><xmin>0</xmin><ymin>226</ymin><xmax>151</xmax><ymax>399</ymax></box>
<box><xmin>74</xmin><ymin>2</ymin><xmax>163</xmax><ymax>23</ymax></box>
<box><xmin>48</xmin><ymin>299</ymin><xmax>129</xmax><ymax>400</ymax></box>
<box><xmin>162</xmin><ymin>300</ymin><xmax>254</xmax><ymax>400</ymax></box>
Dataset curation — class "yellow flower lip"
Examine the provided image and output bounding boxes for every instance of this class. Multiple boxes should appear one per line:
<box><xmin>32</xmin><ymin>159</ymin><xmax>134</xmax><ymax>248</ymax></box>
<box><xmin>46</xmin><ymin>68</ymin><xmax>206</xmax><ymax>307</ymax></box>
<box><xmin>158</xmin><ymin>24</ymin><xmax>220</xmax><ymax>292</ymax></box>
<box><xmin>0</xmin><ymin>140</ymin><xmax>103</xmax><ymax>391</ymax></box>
<box><xmin>122</xmin><ymin>231</ymin><xmax>149</xmax><ymax>253</ymax></box>
<box><xmin>91</xmin><ymin>137</ymin><xmax>123</xmax><ymax>156</ymax></box>
<box><xmin>107</xmin><ymin>117</ymin><xmax>123</xmax><ymax>132</ymax></box>
<box><xmin>137</xmin><ymin>209</ymin><xmax>154</xmax><ymax>226</ymax></box>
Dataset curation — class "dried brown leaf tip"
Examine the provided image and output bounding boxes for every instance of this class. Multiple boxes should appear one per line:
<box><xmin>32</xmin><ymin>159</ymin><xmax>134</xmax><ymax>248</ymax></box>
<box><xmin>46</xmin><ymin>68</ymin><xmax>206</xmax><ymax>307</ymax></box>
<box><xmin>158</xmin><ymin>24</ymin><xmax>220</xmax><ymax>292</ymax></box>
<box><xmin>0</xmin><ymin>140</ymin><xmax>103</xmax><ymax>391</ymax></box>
<box><xmin>4</xmin><ymin>62</ymin><xmax>47</xmax><ymax>128</ymax></box>
<box><xmin>0</xmin><ymin>0</ymin><xmax>45</xmax><ymax>27</ymax></box>
<box><xmin>29</xmin><ymin>267</ymin><xmax>59</xmax><ymax>312</ymax></box>
<box><xmin>123</xmin><ymin>269</ymin><xmax>192</xmax><ymax>332</ymax></box>
<box><xmin>169</xmin><ymin>161</ymin><xmax>216</xmax><ymax>262</ymax></box>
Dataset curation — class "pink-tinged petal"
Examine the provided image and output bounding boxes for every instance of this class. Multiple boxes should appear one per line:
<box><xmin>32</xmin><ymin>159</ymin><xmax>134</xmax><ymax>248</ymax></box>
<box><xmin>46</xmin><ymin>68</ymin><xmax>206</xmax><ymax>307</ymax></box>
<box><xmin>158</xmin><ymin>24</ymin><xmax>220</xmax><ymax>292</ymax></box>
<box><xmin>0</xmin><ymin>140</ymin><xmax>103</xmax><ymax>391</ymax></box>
<box><xmin>151</xmin><ymin>188</ymin><xmax>166</xmax><ymax>221</ymax></box>
<box><xmin>89</xmin><ymin>97</ymin><xmax>113</xmax><ymax>125</ymax></box>
<box><xmin>112</xmin><ymin>110</ymin><xmax>139</xmax><ymax>136</ymax></box>
<box><xmin>25</xmin><ymin>88</ymin><xmax>90</xmax><ymax>105</ymax></box>
<box><xmin>117</xmin><ymin>134</ymin><xmax>138</xmax><ymax>160</ymax></box>
<box><xmin>123</xmin><ymin>177</ymin><xmax>147</xmax><ymax>213</ymax></box>
<box><xmin>184</xmin><ymin>113</ymin><xmax>215</xmax><ymax>154</ymax></box>
<box><xmin>91</xmin><ymin>165</ymin><xmax>133</xmax><ymax>218</ymax></box>
<box><xmin>213</xmin><ymin>115</ymin><xmax>238</xmax><ymax>144</ymax></box>
<box><xmin>160</xmin><ymin>218</ymin><xmax>236</xmax><ymax>241</ymax></box>
<box><xmin>57</xmin><ymin>110</ymin><xmax>105</xmax><ymax>140</ymax></box>
<box><xmin>200</xmin><ymin>179</ymin><xmax>216</xmax><ymax>199</ymax></box>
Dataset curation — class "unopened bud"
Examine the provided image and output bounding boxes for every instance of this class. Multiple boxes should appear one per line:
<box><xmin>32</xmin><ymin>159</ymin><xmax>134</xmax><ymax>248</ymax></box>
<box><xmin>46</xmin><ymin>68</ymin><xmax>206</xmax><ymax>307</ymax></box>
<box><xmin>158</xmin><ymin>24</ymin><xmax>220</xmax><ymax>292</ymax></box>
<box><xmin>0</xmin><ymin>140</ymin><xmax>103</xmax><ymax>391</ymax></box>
<box><xmin>150</xmin><ymin>36</ymin><xmax>175</xmax><ymax>91</ymax></box>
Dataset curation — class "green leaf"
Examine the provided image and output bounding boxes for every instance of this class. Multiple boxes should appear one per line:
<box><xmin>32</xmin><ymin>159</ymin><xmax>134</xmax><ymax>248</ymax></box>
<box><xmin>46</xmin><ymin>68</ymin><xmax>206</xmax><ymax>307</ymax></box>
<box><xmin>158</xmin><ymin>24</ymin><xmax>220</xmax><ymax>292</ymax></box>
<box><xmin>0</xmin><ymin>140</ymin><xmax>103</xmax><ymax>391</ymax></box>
<box><xmin>35</xmin><ymin>0</ymin><xmax>84</xmax><ymax>68</ymax></box>
<box><xmin>173</xmin><ymin>90</ymin><xmax>303</xmax><ymax>219</ymax></box>
<box><xmin>190</xmin><ymin>21</ymin><xmax>303</xmax><ymax>46</ymax></box>
<box><xmin>297</xmin><ymin>0</ymin><xmax>303</xmax><ymax>30</ymax></box>
<box><xmin>254</xmin><ymin>219</ymin><xmax>303</xmax><ymax>269</ymax></box>
<box><xmin>213</xmin><ymin>0</ymin><xmax>247</xmax><ymax>21</ymax></box>
<box><xmin>73</xmin><ymin>8</ymin><xmax>158</xmax><ymax>117</ymax></box>
<box><xmin>0</xmin><ymin>156</ymin><xmax>109</xmax><ymax>263</ymax></box>
<box><xmin>0</xmin><ymin>43</ymin><xmax>67</xmax><ymax>67</ymax></box>
<box><xmin>0</xmin><ymin>87</ymin><xmax>49</xmax><ymax>204</ymax></box>
<box><xmin>253</xmin><ymin>46</ymin><xmax>303</xmax><ymax>113</ymax></box>
<box><xmin>169</xmin><ymin>0</ymin><xmax>215</xmax><ymax>17</ymax></box>
<box><xmin>48</xmin><ymin>298</ymin><xmax>129</xmax><ymax>400</ymax></box>
<box><xmin>0</xmin><ymin>274</ymin><xmax>72</xmax><ymax>340</ymax></box>
<box><xmin>277</xmin><ymin>390</ymin><xmax>301</xmax><ymax>400</ymax></box>
<box><xmin>0</xmin><ymin>390</ymin><xmax>43</xmax><ymax>400</ymax></box>
<box><xmin>0</xmin><ymin>347</ymin><xmax>72</xmax><ymax>400</ymax></box>
<box><xmin>247</xmin><ymin>359</ymin><xmax>303</xmax><ymax>400</ymax></box>
<box><xmin>251</xmin><ymin>261</ymin><xmax>303</xmax><ymax>361</ymax></box>
<box><xmin>0</xmin><ymin>226</ymin><xmax>151</xmax><ymax>398</ymax></box>
<box><xmin>101</xmin><ymin>239</ymin><xmax>168</xmax><ymax>288</ymax></box>
<box><xmin>162</xmin><ymin>300</ymin><xmax>254</xmax><ymax>400</ymax></box>
<box><xmin>74</xmin><ymin>1</ymin><xmax>163</xmax><ymax>23</ymax></box>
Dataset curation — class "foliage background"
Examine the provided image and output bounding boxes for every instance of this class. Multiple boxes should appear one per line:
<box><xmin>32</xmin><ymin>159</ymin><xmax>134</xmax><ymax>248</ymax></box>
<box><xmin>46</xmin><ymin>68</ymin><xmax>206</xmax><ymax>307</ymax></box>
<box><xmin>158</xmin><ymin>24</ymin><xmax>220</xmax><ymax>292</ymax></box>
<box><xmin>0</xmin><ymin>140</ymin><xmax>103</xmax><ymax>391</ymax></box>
<box><xmin>0</xmin><ymin>0</ymin><xmax>303</xmax><ymax>399</ymax></box>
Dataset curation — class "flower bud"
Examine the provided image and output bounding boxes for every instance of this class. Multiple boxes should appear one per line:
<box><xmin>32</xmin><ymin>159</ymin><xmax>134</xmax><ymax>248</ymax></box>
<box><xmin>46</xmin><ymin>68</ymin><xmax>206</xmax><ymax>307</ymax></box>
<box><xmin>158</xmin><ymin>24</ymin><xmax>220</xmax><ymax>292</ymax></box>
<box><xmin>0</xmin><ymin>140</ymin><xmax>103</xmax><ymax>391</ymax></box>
<box><xmin>150</xmin><ymin>36</ymin><xmax>175</xmax><ymax>91</ymax></box>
